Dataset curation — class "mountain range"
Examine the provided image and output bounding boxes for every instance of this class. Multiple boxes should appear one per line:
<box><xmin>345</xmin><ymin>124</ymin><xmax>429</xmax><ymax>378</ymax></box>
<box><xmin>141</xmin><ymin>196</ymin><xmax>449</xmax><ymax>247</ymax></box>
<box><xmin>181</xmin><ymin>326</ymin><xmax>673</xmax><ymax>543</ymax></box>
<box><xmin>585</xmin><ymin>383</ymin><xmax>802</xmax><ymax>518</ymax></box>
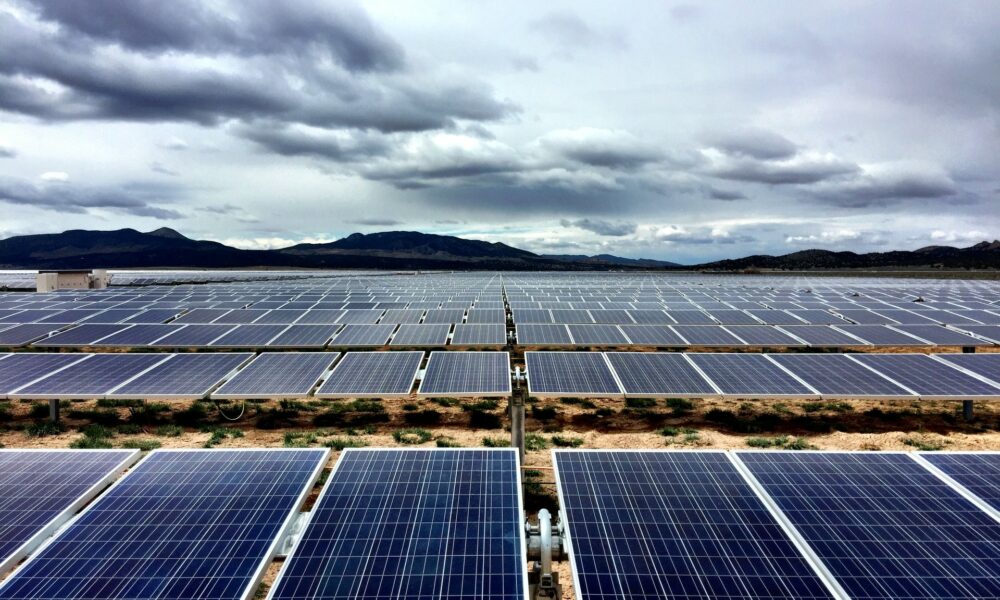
<box><xmin>0</xmin><ymin>227</ymin><xmax>997</xmax><ymax>271</ymax></box>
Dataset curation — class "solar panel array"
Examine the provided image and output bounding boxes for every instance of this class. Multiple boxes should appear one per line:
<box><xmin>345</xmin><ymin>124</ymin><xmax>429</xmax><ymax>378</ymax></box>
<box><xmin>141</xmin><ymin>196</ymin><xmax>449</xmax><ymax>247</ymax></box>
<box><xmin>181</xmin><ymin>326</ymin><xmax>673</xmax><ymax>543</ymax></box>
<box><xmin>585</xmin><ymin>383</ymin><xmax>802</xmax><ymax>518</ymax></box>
<box><xmin>269</xmin><ymin>449</ymin><xmax>526</xmax><ymax>600</ymax></box>
<box><xmin>557</xmin><ymin>450</ymin><xmax>1000</xmax><ymax>600</ymax></box>
<box><xmin>0</xmin><ymin>450</ymin><xmax>139</xmax><ymax>575</ymax></box>
<box><xmin>418</xmin><ymin>351</ymin><xmax>512</xmax><ymax>396</ymax></box>
<box><xmin>0</xmin><ymin>449</ymin><xmax>328</xmax><ymax>600</ymax></box>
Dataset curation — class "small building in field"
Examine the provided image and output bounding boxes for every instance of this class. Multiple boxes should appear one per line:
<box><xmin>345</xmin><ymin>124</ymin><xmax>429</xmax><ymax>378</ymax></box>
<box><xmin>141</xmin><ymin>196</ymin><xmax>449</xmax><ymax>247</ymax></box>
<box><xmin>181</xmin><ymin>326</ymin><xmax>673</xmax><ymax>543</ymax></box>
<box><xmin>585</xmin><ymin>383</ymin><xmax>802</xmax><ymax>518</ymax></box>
<box><xmin>36</xmin><ymin>269</ymin><xmax>110</xmax><ymax>292</ymax></box>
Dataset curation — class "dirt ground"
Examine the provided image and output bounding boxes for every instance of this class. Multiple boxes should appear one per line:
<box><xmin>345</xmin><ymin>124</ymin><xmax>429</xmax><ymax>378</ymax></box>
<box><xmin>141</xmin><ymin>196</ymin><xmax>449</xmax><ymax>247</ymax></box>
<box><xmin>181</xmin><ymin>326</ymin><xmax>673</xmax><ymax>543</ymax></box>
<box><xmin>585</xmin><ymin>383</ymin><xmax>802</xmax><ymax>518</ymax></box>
<box><xmin>3</xmin><ymin>391</ymin><xmax>999</xmax><ymax>600</ymax></box>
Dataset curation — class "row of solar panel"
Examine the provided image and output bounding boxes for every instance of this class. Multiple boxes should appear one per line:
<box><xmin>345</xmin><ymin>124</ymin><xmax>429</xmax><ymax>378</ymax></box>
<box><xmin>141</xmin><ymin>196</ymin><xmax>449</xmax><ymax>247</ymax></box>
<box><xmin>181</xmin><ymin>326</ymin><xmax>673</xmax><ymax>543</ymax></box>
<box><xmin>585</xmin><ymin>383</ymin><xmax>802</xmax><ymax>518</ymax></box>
<box><xmin>555</xmin><ymin>450</ymin><xmax>1000</xmax><ymax>600</ymax></box>
<box><xmin>0</xmin><ymin>322</ymin><xmax>507</xmax><ymax>348</ymax></box>
<box><xmin>0</xmin><ymin>306</ymin><xmax>505</xmax><ymax>324</ymax></box>
<box><xmin>516</xmin><ymin>323</ymin><xmax>1000</xmax><ymax>346</ymax></box>
<box><xmin>0</xmin><ymin>351</ymin><xmax>512</xmax><ymax>400</ymax></box>
<box><xmin>525</xmin><ymin>351</ymin><xmax>1000</xmax><ymax>399</ymax></box>
<box><xmin>512</xmin><ymin>306</ymin><xmax>1000</xmax><ymax>325</ymax></box>
<box><xmin>0</xmin><ymin>448</ymin><xmax>526</xmax><ymax>600</ymax></box>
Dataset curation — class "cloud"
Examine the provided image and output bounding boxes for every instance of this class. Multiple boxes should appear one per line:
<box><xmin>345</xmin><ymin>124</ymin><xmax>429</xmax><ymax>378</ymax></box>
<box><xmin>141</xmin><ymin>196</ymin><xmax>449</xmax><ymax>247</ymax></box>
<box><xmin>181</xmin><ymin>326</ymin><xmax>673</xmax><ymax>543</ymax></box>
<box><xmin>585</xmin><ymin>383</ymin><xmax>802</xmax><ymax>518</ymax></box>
<box><xmin>669</xmin><ymin>4</ymin><xmax>702</xmax><ymax>22</ymax></box>
<box><xmin>706</xmin><ymin>187</ymin><xmax>746</xmax><ymax>201</ymax></box>
<box><xmin>538</xmin><ymin>128</ymin><xmax>663</xmax><ymax>169</ymax></box>
<box><xmin>235</xmin><ymin>123</ymin><xmax>390</xmax><ymax>162</ymax></box>
<box><xmin>785</xmin><ymin>229</ymin><xmax>887</xmax><ymax>246</ymax></box>
<box><xmin>0</xmin><ymin>143</ymin><xmax>16</xmax><ymax>158</ymax></box>
<box><xmin>39</xmin><ymin>171</ymin><xmax>69</xmax><ymax>182</ymax></box>
<box><xmin>149</xmin><ymin>161</ymin><xmax>179</xmax><ymax>176</ymax></box>
<box><xmin>360</xmin><ymin>132</ymin><xmax>523</xmax><ymax>187</ymax></box>
<box><xmin>928</xmin><ymin>229</ymin><xmax>990</xmax><ymax>244</ymax></box>
<box><xmin>703</xmin><ymin>128</ymin><xmax>798</xmax><ymax>160</ymax></box>
<box><xmin>808</xmin><ymin>161</ymin><xmax>957</xmax><ymax>206</ymax></box>
<box><xmin>530</xmin><ymin>11</ymin><xmax>627</xmax><ymax>55</ymax></box>
<box><xmin>349</xmin><ymin>218</ymin><xmax>403</xmax><ymax>227</ymax></box>
<box><xmin>0</xmin><ymin>4</ymin><xmax>517</xmax><ymax>133</ymax></box>
<box><xmin>651</xmin><ymin>224</ymin><xmax>755</xmax><ymax>245</ymax></box>
<box><xmin>561</xmin><ymin>218</ymin><xmax>637</xmax><ymax>237</ymax></box>
<box><xmin>0</xmin><ymin>175</ymin><xmax>183</xmax><ymax>218</ymax></box>
<box><xmin>703</xmin><ymin>148</ymin><xmax>858</xmax><ymax>184</ymax></box>
<box><xmin>158</xmin><ymin>136</ymin><xmax>189</xmax><ymax>151</ymax></box>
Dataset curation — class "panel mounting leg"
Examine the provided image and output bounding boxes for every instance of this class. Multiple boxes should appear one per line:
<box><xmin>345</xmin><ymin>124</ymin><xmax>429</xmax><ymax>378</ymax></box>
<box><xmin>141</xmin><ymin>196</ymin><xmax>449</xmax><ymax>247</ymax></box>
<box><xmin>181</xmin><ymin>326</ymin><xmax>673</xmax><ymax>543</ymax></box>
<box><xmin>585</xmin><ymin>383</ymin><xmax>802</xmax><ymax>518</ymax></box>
<box><xmin>49</xmin><ymin>399</ymin><xmax>60</xmax><ymax>423</ymax></box>
<box><xmin>510</xmin><ymin>388</ymin><xmax>525</xmax><ymax>465</ymax></box>
<box><xmin>963</xmin><ymin>400</ymin><xmax>974</xmax><ymax>422</ymax></box>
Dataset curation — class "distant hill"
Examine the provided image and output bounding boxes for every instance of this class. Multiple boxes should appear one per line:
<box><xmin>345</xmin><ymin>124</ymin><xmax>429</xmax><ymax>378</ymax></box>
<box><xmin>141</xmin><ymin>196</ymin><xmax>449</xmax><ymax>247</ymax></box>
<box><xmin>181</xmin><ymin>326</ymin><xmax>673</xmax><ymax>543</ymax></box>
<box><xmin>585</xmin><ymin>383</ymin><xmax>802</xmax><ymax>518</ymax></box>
<box><xmin>693</xmin><ymin>241</ymin><xmax>1000</xmax><ymax>271</ymax></box>
<box><xmin>0</xmin><ymin>228</ymin><xmax>668</xmax><ymax>270</ymax></box>
<box><xmin>544</xmin><ymin>253</ymin><xmax>681</xmax><ymax>268</ymax></box>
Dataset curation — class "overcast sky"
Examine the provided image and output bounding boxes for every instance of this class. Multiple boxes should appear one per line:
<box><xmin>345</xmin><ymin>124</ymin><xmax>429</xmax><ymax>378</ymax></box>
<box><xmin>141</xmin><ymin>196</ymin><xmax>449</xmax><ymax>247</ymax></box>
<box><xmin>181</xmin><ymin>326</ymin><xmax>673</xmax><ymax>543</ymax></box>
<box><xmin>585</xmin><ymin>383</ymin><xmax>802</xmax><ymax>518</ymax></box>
<box><xmin>1</xmin><ymin>0</ymin><xmax>998</xmax><ymax>263</ymax></box>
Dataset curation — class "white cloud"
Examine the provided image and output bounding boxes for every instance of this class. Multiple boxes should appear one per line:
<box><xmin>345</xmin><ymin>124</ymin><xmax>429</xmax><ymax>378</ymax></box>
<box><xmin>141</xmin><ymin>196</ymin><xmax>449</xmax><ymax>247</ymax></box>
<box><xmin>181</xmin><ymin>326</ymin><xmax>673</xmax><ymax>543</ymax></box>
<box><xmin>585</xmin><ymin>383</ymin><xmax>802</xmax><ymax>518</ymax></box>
<box><xmin>39</xmin><ymin>171</ymin><xmax>69</xmax><ymax>182</ymax></box>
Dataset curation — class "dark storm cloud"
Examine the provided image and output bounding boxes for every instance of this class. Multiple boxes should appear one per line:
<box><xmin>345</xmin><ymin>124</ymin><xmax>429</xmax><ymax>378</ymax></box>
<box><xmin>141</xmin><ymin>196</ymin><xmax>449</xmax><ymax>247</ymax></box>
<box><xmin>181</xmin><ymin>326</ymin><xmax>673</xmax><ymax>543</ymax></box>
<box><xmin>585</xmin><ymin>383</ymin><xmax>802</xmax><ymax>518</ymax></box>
<box><xmin>707</xmin><ymin>154</ymin><xmax>858</xmax><ymax>184</ymax></box>
<box><xmin>0</xmin><ymin>176</ymin><xmax>183</xmax><ymax>218</ymax></box>
<box><xmin>539</xmin><ymin>129</ymin><xmax>663</xmax><ymax>169</ymax></box>
<box><xmin>0</xmin><ymin>5</ymin><xmax>516</xmax><ymax>132</ymax></box>
<box><xmin>808</xmin><ymin>163</ymin><xmax>958</xmax><ymax>207</ymax></box>
<box><xmin>235</xmin><ymin>123</ymin><xmax>391</xmax><ymax>161</ymax></box>
<box><xmin>707</xmin><ymin>187</ymin><xmax>746</xmax><ymax>201</ymax></box>
<box><xmin>703</xmin><ymin>129</ymin><xmax>798</xmax><ymax>160</ymax></box>
<box><xmin>560</xmin><ymin>218</ymin><xmax>637</xmax><ymax>237</ymax></box>
<box><xmin>30</xmin><ymin>0</ymin><xmax>405</xmax><ymax>72</ymax></box>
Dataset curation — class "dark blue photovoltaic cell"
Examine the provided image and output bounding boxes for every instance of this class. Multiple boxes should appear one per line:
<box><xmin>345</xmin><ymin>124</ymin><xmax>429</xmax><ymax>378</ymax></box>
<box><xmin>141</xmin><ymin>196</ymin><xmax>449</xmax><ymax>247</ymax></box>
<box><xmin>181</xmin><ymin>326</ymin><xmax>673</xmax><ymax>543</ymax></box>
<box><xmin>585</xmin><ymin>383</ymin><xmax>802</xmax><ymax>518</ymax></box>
<box><xmin>31</xmin><ymin>323</ymin><xmax>130</xmax><ymax>346</ymax></box>
<box><xmin>0</xmin><ymin>449</ymin><xmax>327</xmax><ymax>600</ymax></box>
<box><xmin>935</xmin><ymin>354</ymin><xmax>1000</xmax><ymax>385</ymax></box>
<box><xmin>109</xmin><ymin>353</ymin><xmax>252</xmax><ymax>397</ymax></box>
<box><xmin>555</xmin><ymin>451</ymin><xmax>833</xmax><ymax>600</ymax></box>
<box><xmin>0</xmin><ymin>450</ymin><xmax>137</xmax><ymax>572</ymax></box>
<box><xmin>687</xmin><ymin>353</ymin><xmax>815</xmax><ymax>396</ymax></box>
<box><xmin>418</xmin><ymin>351</ymin><xmax>511</xmax><ymax>396</ymax></box>
<box><xmin>213</xmin><ymin>352</ymin><xmax>337</xmax><ymax>398</ymax></box>
<box><xmin>526</xmin><ymin>352</ymin><xmax>622</xmax><ymax>396</ymax></box>
<box><xmin>605</xmin><ymin>352</ymin><xmax>716</xmax><ymax>396</ymax></box>
<box><xmin>769</xmin><ymin>354</ymin><xmax>913</xmax><ymax>397</ymax></box>
<box><xmin>0</xmin><ymin>354</ymin><xmax>89</xmax><ymax>395</ymax></box>
<box><xmin>451</xmin><ymin>323</ymin><xmax>507</xmax><ymax>345</ymax></box>
<box><xmin>921</xmin><ymin>453</ymin><xmax>1000</xmax><ymax>510</ymax></box>
<box><xmin>269</xmin><ymin>449</ymin><xmax>525</xmax><ymax>600</ymax></box>
<box><xmin>739</xmin><ymin>452</ymin><xmax>1000</xmax><ymax>600</ymax></box>
<box><xmin>0</xmin><ymin>323</ymin><xmax>72</xmax><ymax>347</ymax></box>
<box><xmin>317</xmin><ymin>351</ymin><xmax>422</xmax><ymax>396</ymax></box>
<box><xmin>851</xmin><ymin>354</ymin><xmax>1000</xmax><ymax>397</ymax></box>
<box><xmin>14</xmin><ymin>353</ymin><xmax>168</xmax><ymax>397</ymax></box>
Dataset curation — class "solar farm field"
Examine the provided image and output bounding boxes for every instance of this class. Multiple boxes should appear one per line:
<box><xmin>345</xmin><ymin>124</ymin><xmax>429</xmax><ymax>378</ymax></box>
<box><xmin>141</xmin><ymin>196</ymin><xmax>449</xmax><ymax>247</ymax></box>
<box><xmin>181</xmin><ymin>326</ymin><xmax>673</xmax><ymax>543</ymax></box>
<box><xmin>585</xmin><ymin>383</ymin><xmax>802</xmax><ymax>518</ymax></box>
<box><xmin>0</xmin><ymin>271</ymin><xmax>998</xmax><ymax>600</ymax></box>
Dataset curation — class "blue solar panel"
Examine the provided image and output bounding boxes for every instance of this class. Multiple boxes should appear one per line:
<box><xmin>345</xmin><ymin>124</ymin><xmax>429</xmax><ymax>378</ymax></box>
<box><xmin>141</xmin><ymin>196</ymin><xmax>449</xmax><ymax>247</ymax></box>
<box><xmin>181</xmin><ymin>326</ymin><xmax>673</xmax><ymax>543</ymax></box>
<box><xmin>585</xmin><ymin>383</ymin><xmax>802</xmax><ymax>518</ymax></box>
<box><xmin>567</xmin><ymin>324</ymin><xmax>629</xmax><ymax>345</ymax></box>
<box><xmin>418</xmin><ymin>351</ymin><xmax>511</xmax><ymax>396</ymax></box>
<box><xmin>13</xmin><ymin>354</ymin><xmax>169</xmax><ymax>398</ymax></box>
<box><xmin>0</xmin><ymin>353</ymin><xmax>89</xmax><ymax>396</ymax></box>
<box><xmin>267</xmin><ymin>324</ymin><xmax>339</xmax><ymax>348</ymax></box>
<box><xmin>0</xmin><ymin>449</ymin><xmax>328</xmax><ymax>600</ymax></box>
<box><xmin>209</xmin><ymin>324</ymin><xmax>288</xmax><ymax>347</ymax></box>
<box><xmin>738</xmin><ymin>451</ymin><xmax>1000</xmax><ymax>600</ymax></box>
<box><xmin>108</xmin><ymin>353</ymin><xmax>253</xmax><ymax>399</ymax></box>
<box><xmin>316</xmin><ymin>351</ymin><xmax>422</xmax><ymax>397</ymax></box>
<box><xmin>269</xmin><ymin>449</ymin><xmax>526</xmax><ymax>600</ymax></box>
<box><xmin>390</xmin><ymin>323</ymin><xmax>451</xmax><ymax>346</ymax></box>
<box><xmin>776</xmin><ymin>326</ymin><xmax>868</xmax><ymax>346</ymax></box>
<box><xmin>31</xmin><ymin>323</ymin><xmax>130</xmax><ymax>346</ymax></box>
<box><xmin>672</xmin><ymin>325</ymin><xmax>745</xmax><ymax>346</ymax></box>
<box><xmin>934</xmin><ymin>354</ymin><xmax>1000</xmax><ymax>385</ymax></box>
<box><xmin>618</xmin><ymin>325</ymin><xmax>686</xmax><ymax>345</ymax></box>
<box><xmin>920</xmin><ymin>453</ymin><xmax>1000</xmax><ymax>511</ymax></box>
<box><xmin>451</xmin><ymin>323</ymin><xmax>507</xmax><ymax>345</ymax></box>
<box><xmin>92</xmin><ymin>324</ymin><xmax>176</xmax><ymax>346</ymax></box>
<box><xmin>150</xmin><ymin>324</ymin><xmax>236</xmax><ymax>347</ymax></box>
<box><xmin>605</xmin><ymin>352</ymin><xmax>717</xmax><ymax>397</ymax></box>
<box><xmin>526</xmin><ymin>351</ymin><xmax>622</xmax><ymax>397</ymax></box>
<box><xmin>213</xmin><ymin>353</ymin><xmax>337</xmax><ymax>399</ymax></box>
<box><xmin>687</xmin><ymin>354</ymin><xmax>817</xmax><ymax>397</ymax></box>
<box><xmin>0</xmin><ymin>450</ymin><xmax>139</xmax><ymax>575</ymax></box>
<box><xmin>516</xmin><ymin>324</ymin><xmax>572</xmax><ymax>345</ymax></box>
<box><xmin>768</xmin><ymin>354</ymin><xmax>914</xmax><ymax>398</ymax></box>
<box><xmin>850</xmin><ymin>353</ymin><xmax>1000</xmax><ymax>398</ymax></box>
<box><xmin>555</xmin><ymin>451</ymin><xmax>835</xmax><ymax>600</ymax></box>
<box><xmin>0</xmin><ymin>323</ymin><xmax>71</xmax><ymax>346</ymax></box>
<box><xmin>329</xmin><ymin>324</ymin><xmax>395</xmax><ymax>346</ymax></box>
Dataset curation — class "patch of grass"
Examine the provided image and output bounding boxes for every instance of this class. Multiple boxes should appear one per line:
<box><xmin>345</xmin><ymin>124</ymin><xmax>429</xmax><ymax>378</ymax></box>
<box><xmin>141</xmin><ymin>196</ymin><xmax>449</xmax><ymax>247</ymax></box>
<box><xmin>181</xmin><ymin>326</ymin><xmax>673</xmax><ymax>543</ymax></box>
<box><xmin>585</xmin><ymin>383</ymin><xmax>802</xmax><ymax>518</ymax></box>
<box><xmin>97</xmin><ymin>398</ymin><xmax>144</xmax><ymax>409</ymax></box>
<box><xmin>173</xmin><ymin>402</ymin><xmax>209</xmax><ymax>427</ymax></box>
<box><xmin>29</xmin><ymin>403</ymin><xmax>51</xmax><ymax>420</ymax></box>
<box><xmin>658</xmin><ymin>426</ymin><xmax>679</xmax><ymax>437</ymax></box>
<box><xmin>902</xmin><ymin>437</ymin><xmax>945</xmax><ymax>451</ymax></box>
<box><xmin>430</xmin><ymin>397</ymin><xmax>460</xmax><ymax>407</ymax></box>
<box><xmin>393</xmin><ymin>428</ymin><xmax>433</xmax><ymax>445</ymax></box>
<box><xmin>463</xmin><ymin>399</ymin><xmax>499</xmax><ymax>412</ymax></box>
<box><xmin>625</xmin><ymin>398</ymin><xmax>656</xmax><ymax>409</ymax></box>
<box><xmin>435</xmin><ymin>436</ymin><xmax>461</xmax><ymax>448</ymax></box>
<box><xmin>154</xmin><ymin>424</ymin><xmax>183</xmax><ymax>437</ymax></box>
<box><xmin>530</xmin><ymin>405</ymin><xmax>558</xmax><ymax>420</ymax></box>
<box><xmin>524</xmin><ymin>433</ymin><xmax>549</xmax><ymax>451</ymax></box>
<box><xmin>551</xmin><ymin>435</ymin><xmax>584</xmax><ymax>448</ymax></box>
<box><xmin>67</xmin><ymin>408</ymin><xmax>123</xmax><ymax>426</ymax></box>
<box><xmin>404</xmin><ymin>409</ymin><xmax>441</xmax><ymax>426</ymax></box>
<box><xmin>559</xmin><ymin>397</ymin><xmax>596</xmax><ymax>409</ymax></box>
<box><xmin>283</xmin><ymin>431</ymin><xmax>319</xmax><ymax>447</ymax></box>
<box><xmin>665</xmin><ymin>398</ymin><xmax>694</xmax><ymax>415</ymax></box>
<box><xmin>116</xmin><ymin>423</ymin><xmax>143</xmax><ymax>435</ymax></box>
<box><xmin>80</xmin><ymin>424</ymin><xmax>115</xmax><ymax>439</ymax></box>
<box><xmin>25</xmin><ymin>421</ymin><xmax>64</xmax><ymax>437</ymax></box>
<box><xmin>402</xmin><ymin>403</ymin><xmax>419</xmax><ymax>412</ymax></box>
<box><xmin>122</xmin><ymin>438</ymin><xmax>161</xmax><ymax>451</ymax></box>
<box><xmin>70</xmin><ymin>436</ymin><xmax>113</xmax><ymax>449</ymax></box>
<box><xmin>481</xmin><ymin>436</ymin><xmax>509</xmax><ymax>447</ymax></box>
<box><xmin>324</xmin><ymin>437</ymin><xmax>368</xmax><ymax>450</ymax></box>
<box><xmin>469</xmin><ymin>410</ymin><xmax>502</xmax><ymax>429</ymax></box>
<box><xmin>745</xmin><ymin>435</ymin><xmax>815</xmax><ymax>450</ymax></box>
<box><xmin>202</xmin><ymin>426</ymin><xmax>244</xmax><ymax>448</ymax></box>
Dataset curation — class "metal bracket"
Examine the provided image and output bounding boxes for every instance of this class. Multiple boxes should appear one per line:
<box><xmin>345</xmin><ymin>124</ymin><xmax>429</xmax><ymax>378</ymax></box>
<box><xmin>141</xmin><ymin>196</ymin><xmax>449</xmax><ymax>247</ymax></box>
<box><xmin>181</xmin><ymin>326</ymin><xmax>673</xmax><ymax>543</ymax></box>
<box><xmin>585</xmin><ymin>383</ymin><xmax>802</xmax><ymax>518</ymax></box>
<box><xmin>526</xmin><ymin>509</ymin><xmax>564</xmax><ymax>599</ymax></box>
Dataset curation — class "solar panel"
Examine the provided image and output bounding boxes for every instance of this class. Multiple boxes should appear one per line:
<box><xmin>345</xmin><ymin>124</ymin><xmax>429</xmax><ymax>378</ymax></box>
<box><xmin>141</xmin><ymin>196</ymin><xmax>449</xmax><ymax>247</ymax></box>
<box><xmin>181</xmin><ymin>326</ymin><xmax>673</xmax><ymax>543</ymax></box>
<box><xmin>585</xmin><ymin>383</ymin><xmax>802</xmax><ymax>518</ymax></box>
<box><xmin>316</xmin><ymin>351</ymin><xmax>423</xmax><ymax>397</ymax></box>
<box><xmin>172</xmin><ymin>307</ymin><xmax>233</xmax><ymax>323</ymax></box>
<box><xmin>849</xmin><ymin>354</ymin><xmax>1000</xmax><ymax>398</ymax></box>
<box><xmin>687</xmin><ymin>353</ymin><xmax>817</xmax><ymax>397</ymax></box>
<box><xmin>550</xmin><ymin>309</ymin><xmax>594</xmax><ymax>324</ymax></box>
<box><xmin>605</xmin><ymin>352</ymin><xmax>717</xmax><ymax>397</ymax></box>
<box><xmin>390</xmin><ymin>323</ymin><xmax>451</xmax><ymax>346</ymax></box>
<box><xmin>267</xmin><ymin>324</ymin><xmax>339</xmax><ymax>348</ymax></box>
<box><xmin>36</xmin><ymin>309</ymin><xmax>102</xmax><ymax>323</ymax></box>
<box><xmin>422</xmin><ymin>308</ymin><xmax>466</xmax><ymax>324</ymax></box>
<box><xmin>955</xmin><ymin>325</ymin><xmax>1000</xmax><ymax>344</ymax></box>
<box><xmin>768</xmin><ymin>354</ymin><xmax>914</xmax><ymax>398</ymax></box>
<box><xmin>588</xmin><ymin>309</ymin><xmax>633</xmax><ymax>324</ymax></box>
<box><xmin>665</xmin><ymin>310</ymin><xmax>716</xmax><ymax>325</ymax></box>
<box><xmin>121</xmin><ymin>308</ymin><xmax>183</xmax><ymax>324</ymax></box>
<box><xmin>724</xmin><ymin>325</ymin><xmax>807</xmax><ymax>346</ymax></box>
<box><xmin>31</xmin><ymin>323</ymin><xmax>130</xmax><ymax>346</ymax></box>
<box><xmin>920</xmin><ymin>452</ymin><xmax>1000</xmax><ymax>511</ymax></box>
<box><xmin>618</xmin><ymin>325</ymin><xmax>686</xmax><ymax>346</ymax></box>
<box><xmin>704</xmin><ymin>309</ymin><xmax>760</xmax><ymax>325</ymax></box>
<box><xmin>268</xmin><ymin>448</ymin><xmax>526</xmax><ymax>600</ymax></box>
<box><xmin>833</xmin><ymin>309</ymin><xmax>899</xmax><ymax>324</ymax></box>
<box><xmin>0</xmin><ymin>354</ymin><xmax>89</xmax><ymax>396</ymax></box>
<box><xmin>81</xmin><ymin>309</ymin><xmax>146</xmax><ymax>324</ymax></box>
<box><xmin>334</xmin><ymin>309</ymin><xmax>384</xmax><ymax>324</ymax></box>
<box><xmin>12</xmin><ymin>353</ymin><xmax>169</xmax><ymax>399</ymax></box>
<box><xmin>451</xmin><ymin>323</ymin><xmax>507</xmax><ymax>346</ymax></box>
<box><xmin>526</xmin><ymin>351</ymin><xmax>622</xmax><ymax>397</ymax></box>
<box><xmin>92</xmin><ymin>324</ymin><xmax>176</xmax><ymax>346</ymax></box>
<box><xmin>329</xmin><ymin>323</ymin><xmax>395</xmax><ymax>346</ymax></box>
<box><xmin>784</xmin><ymin>310</ymin><xmax>845</xmax><ymax>325</ymax></box>
<box><xmin>737</xmin><ymin>451</ymin><xmax>1000</xmax><ymax>600</ymax></box>
<box><xmin>626</xmin><ymin>309</ymin><xmax>674</xmax><ymax>325</ymax></box>
<box><xmin>890</xmin><ymin>324</ymin><xmax>989</xmax><ymax>345</ymax></box>
<box><xmin>554</xmin><ymin>450</ymin><xmax>836</xmax><ymax>600</ymax></box>
<box><xmin>253</xmin><ymin>309</ymin><xmax>308</xmax><ymax>324</ymax></box>
<box><xmin>466</xmin><ymin>308</ymin><xmax>506</xmax><ymax>323</ymax></box>
<box><xmin>418</xmin><ymin>351</ymin><xmax>511</xmax><ymax>396</ymax></box>
<box><xmin>0</xmin><ymin>450</ymin><xmax>139</xmax><ymax>575</ymax></box>
<box><xmin>149</xmin><ymin>324</ymin><xmax>236</xmax><ymax>347</ymax></box>
<box><xmin>831</xmin><ymin>325</ymin><xmax>926</xmax><ymax>345</ymax></box>
<box><xmin>379</xmin><ymin>308</ymin><xmax>424</xmax><ymax>324</ymax></box>
<box><xmin>210</xmin><ymin>324</ymin><xmax>288</xmax><ymax>347</ymax></box>
<box><xmin>516</xmin><ymin>323</ymin><xmax>572</xmax><ymax>345</ymax></box>
<box><xmin>0</xmin><ymin>449</ymin><xmax>328</xmax><ymax>600</ymax></box>
<box><xmin>567</xmin><ymin>324</ymin><xmax>629</xmax><ymax>345</ymax></box>
<box><xmin>775</xmin><ymin>325</ymin><xmax>869</xmax><ymax>346</ymax></box>
<box><xmin>871</xmin><ymin>308</ymin><xmax>939</xmax><ymax>324</ymax></box>
<box><xmin>295</xmin><ymin>309</ymin><xmax>347</xmax><ymax>324</ymax></box>
<box><xmin>213</xmin><ymin>352</ymin><xmax>337</xmax><ymax>399</ymax></box>
<box><xmin>513</xmin><ymin>309</ymin><xmax>553</xmax><ymax>323</ymax></box>
<box><xmin>672</xmin><ymin>325</ymin><xmax>745</xmax><ymax>346</ymax></box>
<box><xmin>934</xmin><ymin>354</ymin><xmax>1000</xmax><ymax>385</ymax></box>
<box><xmin>108</xmin><ymin>353</ymin><xmax>252</xmax><ymax>399</ymax></box>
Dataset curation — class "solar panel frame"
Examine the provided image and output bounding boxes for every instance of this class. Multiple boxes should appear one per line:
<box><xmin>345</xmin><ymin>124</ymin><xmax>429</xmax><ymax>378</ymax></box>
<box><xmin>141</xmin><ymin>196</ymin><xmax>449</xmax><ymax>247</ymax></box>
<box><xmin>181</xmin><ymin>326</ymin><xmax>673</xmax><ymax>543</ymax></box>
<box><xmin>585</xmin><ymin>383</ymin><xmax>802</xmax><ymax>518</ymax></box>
<box><xmin>526</xmin><ymin>351</ymin><xmax>623</xmax><ymax>398</ymax></box>
<box><xmin>266</xmin><ymin>324</ymin><xmax>339</xmax><ymax>348</ymax></box>
<box><xmin>566</xmin><ymin>324</ymin><xmax>629</xmax><ymax>345</ymax></box>
<box><xmin>775</xmin><ymin>325</ymin><xmax>871</xmax><ymax>346</ymax></box>
<box><xmin>11</xmin><ymin>353</ymin><xmax>171</xmax><ymax>400</ymax></box>
<box><xmin>329</xmin><ymin>323</ymin><xmax>396</xmax><ymax>346</ymax></box>
<box><xmin>389</xmin><ymin>323</ymin><xmax>452</xmax><ymax>346</ymax></box>
<box><xmin>31</xmin><ymin>323</ymin><xmax>131</xmax><ymax>346</ymax></box>
<box><xmin>0</xmin><ymin>449</ymin><xmax>141</xmax><ymax>576</ymax></box>
<box><xmin>605</xmin><ymin>352</ymin><xmax>719</xmax><ymax>397</ymax></box>
<box><xmin>917</xmin><ymin>452</ymin><xmax>1000</xmax><ymax>515</ymax></box>
<box><xmin>553</xmin><ymin>450</ymin><xmax>840</xmax><ymax>600</ymax></box>
<box><xmin>933</xmin><ymin>353</ymin><xmax>1000</xmax><ymax>386</ymax></box>
<box><xmin>723</xmin><ymin>325</ymin><xmax>808</xmax><ymax>346</ymax></box>
<box><xmin>687</xmin><ymin>353</ymin><xmax>819</xmax><ymax>398</ymax></box>
<box><xmin>266</xmin><ymin>448</ymin><xmax>528</xmax><ymax>600</ymax></box>
<box><xmin>848</xmin><ymin>353</ymin><xmax>1000</xmax><ymax>399</ymax></box>
<box><xmin>451</xmin><ymin>323</ymin><xmax>507</xmax><ymax>346</ymax></box>
<box><xmin>316</xmin><ymin>351</ymin><xmax>423</xmax><ymax>397</ymax></box>
<box><xmin>106</xmin><ymin>353</ymin><xmax>254</xmax><ymax>400</ymax></box>
<box><xmin>515</xmin><ymin>323</ymin><xmax>573</xmax><ymax>345</ymax></box>
<box><xmin>212</xmin><ymin>352</ymin><xmax>338</xmax><ymax>399</ymax></box>
<box><xmin>0</xmin><ymin>353</ymin><xmax>91</xmax><ymax>397</ymax></box>
<box><xmin>830</xmin><ymin>324</ymin><xmax>928</xmax><ymax>345</ymax></box>
<box><xmin>417</xmin><ymin>351</ymin><xmax>512</xmax><ymax>396</ymax></box>
<box><xmin>767</xmin><ymin>354</ymin><xmax>915</xmax><ymax>399</ymax></box>
<box><xmin>889</xmin><ymin>324</ymin><xmax>990</xmax><ymax>346</ymax></box>
<box><xmin>0</xmin><ymin>448</ymin><xmax>329</xmax><ymax>600</ymax></box>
